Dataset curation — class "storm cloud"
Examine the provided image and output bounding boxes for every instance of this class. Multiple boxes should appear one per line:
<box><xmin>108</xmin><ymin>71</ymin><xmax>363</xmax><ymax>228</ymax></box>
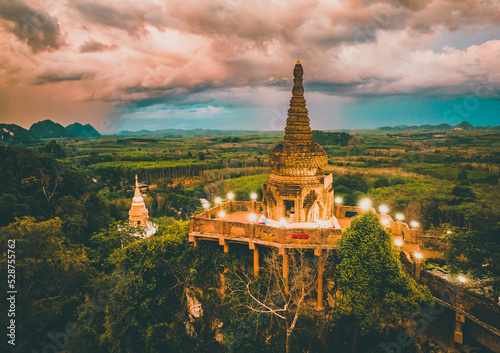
<box><xmin>0</xmin><ymin>0</ymin><xmax>64</xmax><ymax>52</ymax></box>
<box><xmin>0</xmin><ymin>0</ymin><xmax>499</xmax><ymax>131</ymax></box>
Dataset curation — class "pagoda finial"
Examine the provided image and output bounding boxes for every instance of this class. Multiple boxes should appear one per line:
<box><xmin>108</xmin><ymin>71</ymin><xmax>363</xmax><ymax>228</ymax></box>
<box><xmin>297</xmin><ymin>57</ymin><xmax>300</xmax><ymax>64</ymax></box>
<box><xmin>134</xmin><ymin>175</ymin><xmax>141</xmax><ymax>198</ymax></box>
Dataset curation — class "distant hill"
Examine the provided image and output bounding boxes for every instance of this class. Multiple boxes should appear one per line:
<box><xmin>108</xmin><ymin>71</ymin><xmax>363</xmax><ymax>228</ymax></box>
<box><xmin>66</xmin><ymin>122</ymin><xmax>102</xmax><ymax>138</ymax></box>
<box><xmin>114</xmin><ymin>128</ymin><xmax>271</xmax><ymax>137</ymax></box>
<box><xmin>452</xmin><ymin>121</ymin><xmax>475</xmax><ymax>131</ymax></box>
<box><xmin>0</xmin><ymin>120</ymin><xmax>102</xmax><ymax>145</ymax></box>
<box><xmin>30</xmin><ymin>119</ymin><xmax>73</xmax><ymax>139</ymax></box>
<box><xmin>0</xmin><ymin>124</ymin><xmax>37</xmax><ymax>145</ymax></box>
<box><xmin>376</xmin><ymin>121</ymin><xmax>499</xmax><ymax>132</ymax></box>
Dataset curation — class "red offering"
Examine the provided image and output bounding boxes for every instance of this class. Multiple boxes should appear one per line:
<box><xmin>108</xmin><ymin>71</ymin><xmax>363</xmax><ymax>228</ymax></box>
<box><xmin>292</xmin><ymin>234</ymin><xmax>309</xmax><ymax>239</ymax></box>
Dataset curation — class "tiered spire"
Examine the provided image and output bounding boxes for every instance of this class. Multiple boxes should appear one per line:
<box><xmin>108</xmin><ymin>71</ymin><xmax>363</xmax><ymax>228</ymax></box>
<box><xmin>129</xmin><ymin>175</ymin><xmax>149</xmax><ymax>228</ymax></box>
<box><xmin>134</xmin><ymin>175</ymin><xmax>141</xmax><ymax>198</ymax></box>
<box><xmin>284</xmin><ymin>57</ymin><xmax>313</xmax><ymax>144</ymax></box>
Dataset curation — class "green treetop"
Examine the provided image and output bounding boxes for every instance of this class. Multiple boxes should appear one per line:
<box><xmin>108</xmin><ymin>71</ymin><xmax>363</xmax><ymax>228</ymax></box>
<box><xmin>337</xmin><ymin>212</ymin><xmax>432</xmax><ymax>351</ymax></box>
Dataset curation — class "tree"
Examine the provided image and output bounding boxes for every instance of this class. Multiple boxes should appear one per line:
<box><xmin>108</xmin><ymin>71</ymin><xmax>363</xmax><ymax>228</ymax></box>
<box><xmin>70</xmin><ymin>221</ymin><xmax>225</xmax><ymax>353</ymax></box>
<box><xmin>230</xmin><ymin>249</ymin><xmax>323</xmax><ymax>353</ymax></box>
<box><xmin>0</xmin><ymin>217</ymin><xmax>96</xmax><ymax>353</ymax></box>
<box><xmin>458</xmin><ymin>169</ymin><xmax>469</xmax><ymax>185</ymax></box>
<box><xmin>444</xmin><ymin>224</ymin><xmax>500</xmax><ymax>295</ymax></box>
<box><xmin>337</xmin><ymin>212</ymin><xmax>432</xmax><ymax>353</ymax></box>
<box><xmin>89</xmin><ymin>221</ymin><xmax>142</xmax><ymax>272</ymax></box>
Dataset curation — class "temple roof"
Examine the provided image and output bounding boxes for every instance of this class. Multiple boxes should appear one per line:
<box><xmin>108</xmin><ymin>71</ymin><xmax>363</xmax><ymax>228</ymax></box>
<box><xmin>268</xmin><ymin>59</ymin><xmax>328</xmax><ymax>177</ymax></box>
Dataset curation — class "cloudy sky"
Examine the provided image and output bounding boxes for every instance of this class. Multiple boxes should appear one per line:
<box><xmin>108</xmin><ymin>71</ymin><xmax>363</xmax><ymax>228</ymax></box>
<box><xmin>0</xmin><ymin>0</ymin><xmax>499</xmax><ymax>133</ymax></box>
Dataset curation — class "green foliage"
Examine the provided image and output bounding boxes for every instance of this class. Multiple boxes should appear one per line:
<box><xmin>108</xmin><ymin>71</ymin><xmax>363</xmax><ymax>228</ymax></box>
<box><xmin>337</xmin><ymin>212</ymin><xmax>432</xmax><ymax>337</ymax></box>
<box><xmin>150</xmin><ymin>183</ymin><xmax>203</xmax><ymax>219</ymax></box>
<box><xmin>203</xmin><ymin>174</ymin><xmax>268</xmax><ymax>201</ymax></box>
<box><xmin>40</xmin><ymin>140</ymin><xmax>66</xmax><ymax>158</ymax></box>
<box><xmin>0</xmin><ymin>217</ymin><xmax>96</xmax><ymax>353</ymax></box>
<box><xmin>333</xmin><ymin>174</ymin><xmax>369</xmax><ymax>193</ymax></box>
<box><xmin>450</xmin><ymin>185</ymin><xmax>475</xmax><ymax>202</ymax></box>
<box><xmin>89</xmin><ymin>221</ymin><xmax>142</xmax><ymax>272</ymax></box>
<box><xmin>71</xmin><ymin>221</ymin><xmax>232</xmax><ymax>353</ymax></box>
<box><xmin>311</xmin><ymin>131</ymin><xmax>352</xmax><ymax>146</ymax></box>
<box><xmin>444</xmin><ymin>225</ymin><xmax>500</xmax><ymax>293</ymax></box>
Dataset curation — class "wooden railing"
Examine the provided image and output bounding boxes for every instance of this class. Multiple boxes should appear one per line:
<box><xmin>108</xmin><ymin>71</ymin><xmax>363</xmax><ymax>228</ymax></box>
<box><xmin>400</xmin><ymin>250</ymin><xmax>500</xmax><ymax>333</ymax></box>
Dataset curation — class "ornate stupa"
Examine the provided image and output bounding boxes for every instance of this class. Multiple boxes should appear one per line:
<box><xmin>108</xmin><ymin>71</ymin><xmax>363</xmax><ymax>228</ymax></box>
<box><xmin>129</xmin><ymin>175</ymin><xmax>149</xmax><ymax>227</ymax></box>
<box><xmin>263</xmin><ymin>59</ymin><xmax>334</xmax><ymax>222</ymax></box>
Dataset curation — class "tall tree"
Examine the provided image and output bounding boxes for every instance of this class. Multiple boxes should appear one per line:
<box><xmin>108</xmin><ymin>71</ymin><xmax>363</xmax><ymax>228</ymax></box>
<box><xmin>337</xmin><ymin>212</ymin><xmax>432</xmax><ymax>352</ymax></box>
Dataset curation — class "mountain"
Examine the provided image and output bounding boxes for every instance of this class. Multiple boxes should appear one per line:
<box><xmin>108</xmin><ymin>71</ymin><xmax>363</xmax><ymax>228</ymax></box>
<box><xmin>452</xmin><ymin>121</ymin><xmax>475</xmax><ymax>131</ymax></box>
<box><xmin>0</xmin><ymin>123</ymin><xmax>37</xmax><ymax>145</ymax></box>
<box><xmin>375</xmin><ymin>122</ymin><xmax>490</xmax><ymax>132</ymax></box>
<box><xmin>66</xmin><ymin>122</ymin><xmax>102</xmax><ymax>138</ymax></box>
<box><xmin>114</xmin><ymin>128</ymin><xmax>268</xmax><ymax>137</ymax></box>
<box><xmin>30</xmin><ymin>119</ymin><xmax>72</xmax><ymax>139</ymax></box>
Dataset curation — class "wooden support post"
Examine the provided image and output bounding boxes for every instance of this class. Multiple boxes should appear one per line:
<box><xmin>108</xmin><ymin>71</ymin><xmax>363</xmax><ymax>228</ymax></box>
<box><xmin>415</xmin><ymin>261</ymin><xmax>421</xmax><ymax>281</ymax></box>
<box><xmin>316</xmin><ymin>249</ymin><xmax>324</xmax><ymax>309</ymax></box>
<box><xmin>219</xmin><ymin>238</ymin><xmax>229</xmax><ymax>253</ymax></box>
<box><xmin>282</xmin><ymin>248</ymin><xmax>289</xmax><ymax>294</ymax></box>
<box><xmin>453</xmin><ymin>312</ymin><xmax>465</xmax><ymax>347</ymax></box>
<box><xmin>253</xmin><ymin>245</ymin><xmax>260</xmax><ymax>277</ymax></box>
<box><xmin>193</xmin><ymin>237</ymin><xmax>198</xmax><ymax>249</ymax></box>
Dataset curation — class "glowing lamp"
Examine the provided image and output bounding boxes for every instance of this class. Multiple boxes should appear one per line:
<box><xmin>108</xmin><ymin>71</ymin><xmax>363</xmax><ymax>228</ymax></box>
<box><xmin>250</xmin><ymin>192</ymin><xmax>258</xmax><ymax>200</ymax></box>
<box><xmin>227</xmin><ymin>192</ymin><xmax>234</xmax><ymax>200</ymax></box>
<box><xmin>218</xmin><ymin>210</ymin><xmax>226</xmax><ymax>218</ymax></box>
<box><xmin>381</xmin><ymin>218</ymin><xmax>390</xmax><ymax>226</ymax></box>
<box><xmin>202</xmin><ymin>202</ymin><xmax>210</xmax><ymax>209</ymax></box>
<box><xmin>395</xmin><ymin>213</ymin><xmax>404</xmax><ymax>221</ymax></box>
<box><xmin>359</xmin><ymin>198</ymin><xmax>372</xmax><ymax>211</ymax></box>
<box><xmin>414</xmin><ymin>252</ymin><xmax>423</xmax><ymax>260</ymax></box>
<box><xmin>248</xmin><ymin>213</ymin><xmax>257</xmax><ymax>222</ymax></box>
<box><xmin>410</xmin><ymin>221</ymin><xmax>419</xmax><ymax>229</ymax></box>
<box><xmin>214</xmin><ymin>197</ymin><xmax>222</xmax><ymax>204</ymax></box>
<box><xmin>378</xmin><ymin>204</ymin><xmax>389</xmax><ymax>214</ymax></box>
<box><xmin>458</xmin><ymin>275</ymin><xmax>467</xmax><ymax>283</ymax></box>
<box><xmin>446</xmin><ymin>230</ymin><xmax>452</xmax><ymax>234</ymax></box>
<box><xmin>334</xmin><ymin>197</ymin><xmax>343</xmax><ymax>205</ymax></box>
<box><xmin>394</xmin><ymin>238</ymin><xmax>403</xmax><ymax>247</ymax></box>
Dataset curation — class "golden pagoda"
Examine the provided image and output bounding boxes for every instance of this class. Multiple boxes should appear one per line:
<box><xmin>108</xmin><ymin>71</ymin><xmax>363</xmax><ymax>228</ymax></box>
<box><xmin>263</xmin><ymin>58</ymin><xmax>334</xmax><ymax>222</ymax></box>
<box><xmin>129</xmin><ymin>175</ymin><xmax>149</xmax><ymax>227</ymax></box>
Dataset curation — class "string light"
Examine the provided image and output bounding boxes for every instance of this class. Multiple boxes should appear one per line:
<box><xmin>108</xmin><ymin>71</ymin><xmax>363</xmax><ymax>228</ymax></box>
<box><xmin>359</xmin><ymin>198</ymin><xmax>372</xmax><ymax>211</ymax></box>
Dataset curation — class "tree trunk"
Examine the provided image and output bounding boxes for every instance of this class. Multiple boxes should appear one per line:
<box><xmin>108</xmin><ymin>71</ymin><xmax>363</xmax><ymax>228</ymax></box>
<box><xmin>352</xmin><ymin>321</ymin><xmax>359</xmax><ymax>353</ymax></box>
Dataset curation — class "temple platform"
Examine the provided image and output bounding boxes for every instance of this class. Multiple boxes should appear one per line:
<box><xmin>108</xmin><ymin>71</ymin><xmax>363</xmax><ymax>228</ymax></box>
<box><xmin>189</xmin><ymin>201</ymin><xmax>419</xmax><ymax>252</ymax></box>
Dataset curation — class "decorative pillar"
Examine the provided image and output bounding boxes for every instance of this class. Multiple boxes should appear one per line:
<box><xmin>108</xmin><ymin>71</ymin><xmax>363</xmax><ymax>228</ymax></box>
<box><xmin>253</xmin><ymin>245</ymin><xmax>260</xmax><ymax>277</ymax></box>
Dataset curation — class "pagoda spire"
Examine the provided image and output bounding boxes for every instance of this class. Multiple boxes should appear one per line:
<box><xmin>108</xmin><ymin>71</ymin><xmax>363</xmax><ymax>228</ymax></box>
<box><xmin>284</xmin><ymin>58</ymin><xmax>312</xmax><ymax>144</ymax></box>
<box><xmin>134</xmin><ymin>175</ymin><xmax>141</xmax><ymax>198</ymax></box>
